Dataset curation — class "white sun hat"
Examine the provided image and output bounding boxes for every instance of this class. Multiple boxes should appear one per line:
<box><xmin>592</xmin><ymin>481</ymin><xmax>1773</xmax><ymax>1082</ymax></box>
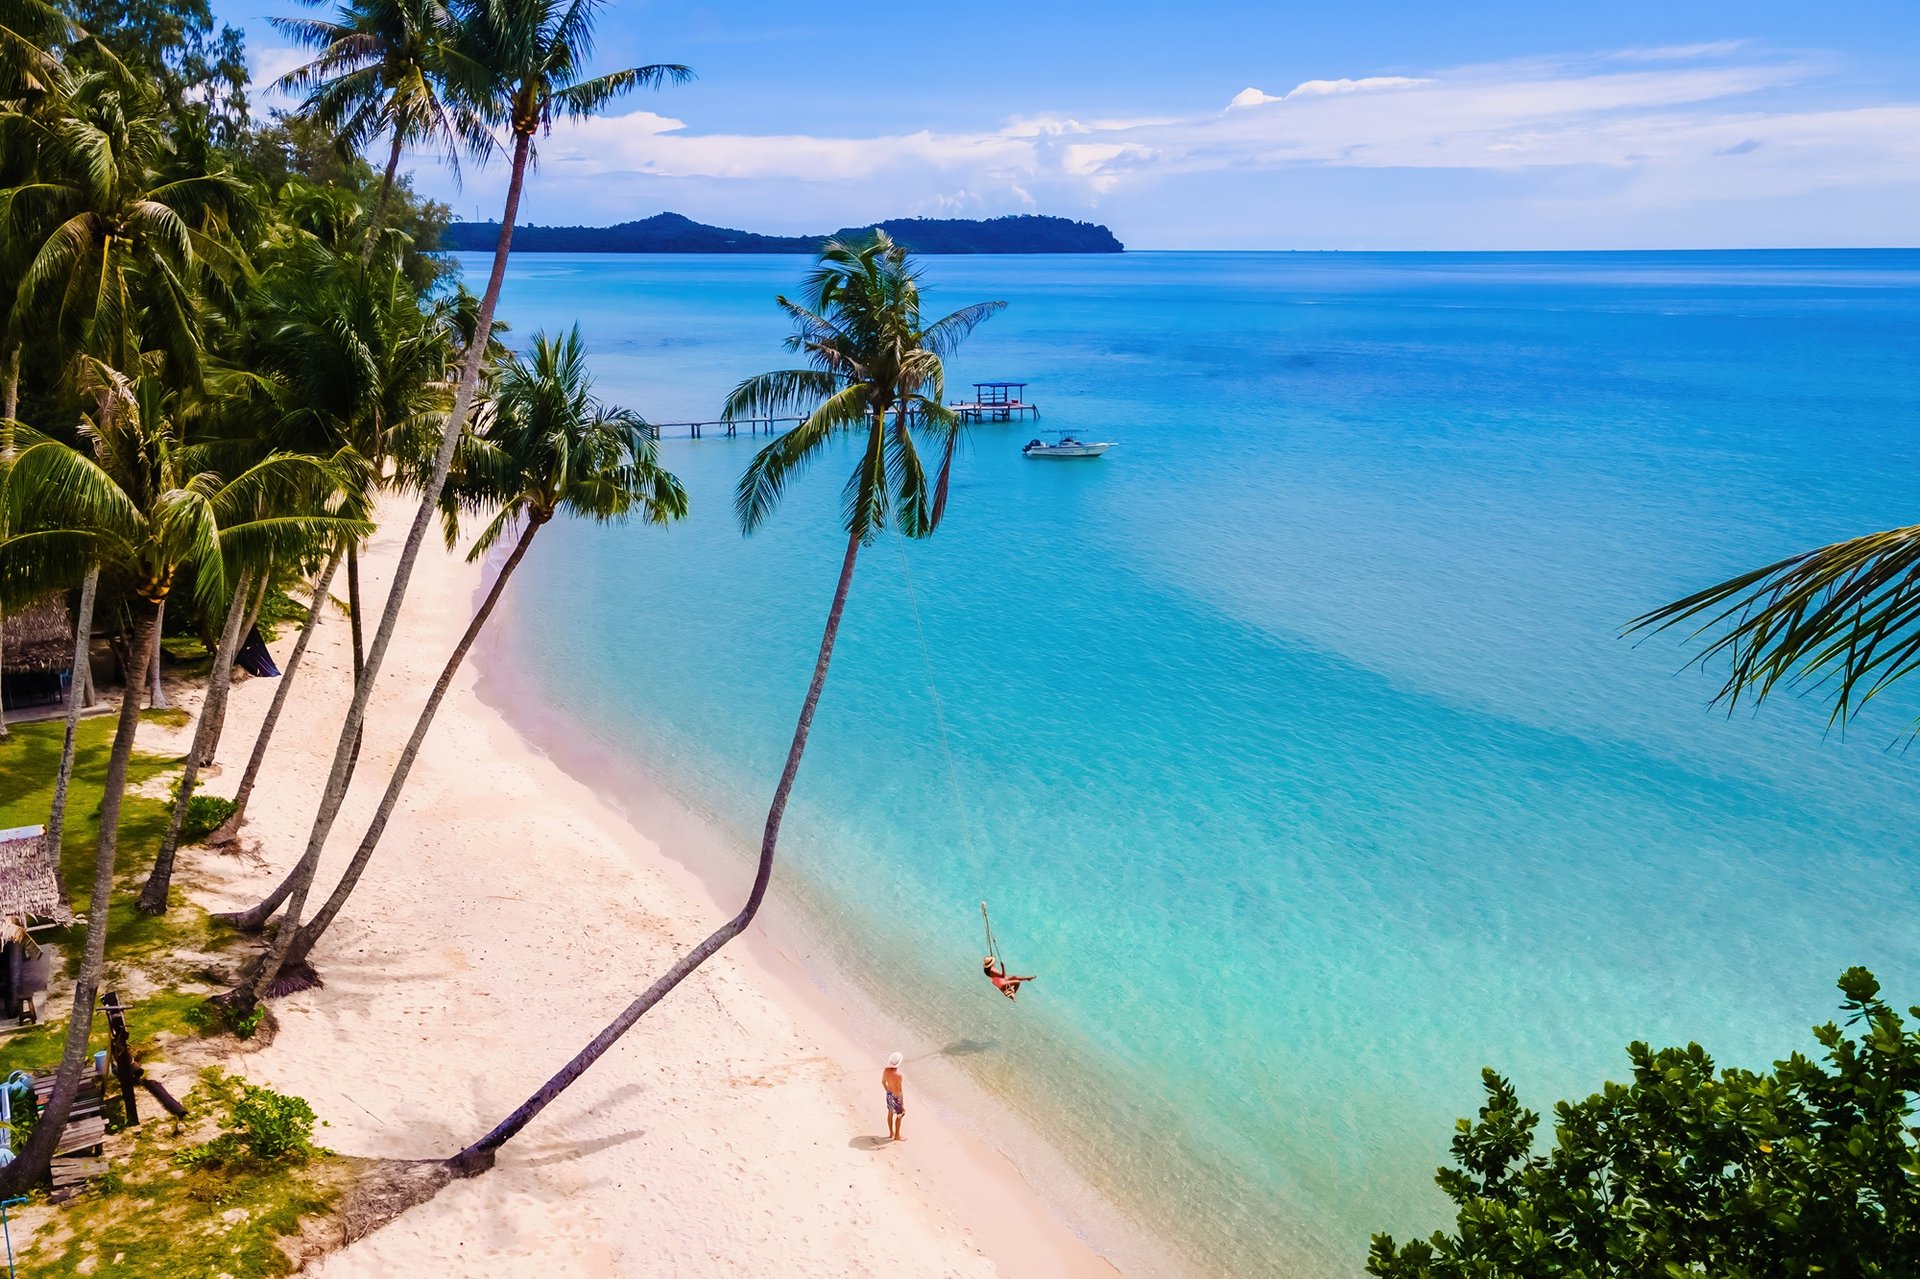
<box><xmin>886</xmin><ymin>1052</ymin><xmax>904</xmax><ymax>1069</ymax></box>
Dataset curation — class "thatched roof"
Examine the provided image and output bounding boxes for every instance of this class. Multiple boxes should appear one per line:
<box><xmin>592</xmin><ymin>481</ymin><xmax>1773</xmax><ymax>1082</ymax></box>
<box><xmin>3</xmin><ymin>595</ymin><xmax>73</xmax><ymax>674</ymax></box>
<box><xmin>0</xmin><ymin>826</ymin><xmax>75</xmax><ymax>925</ymax></box>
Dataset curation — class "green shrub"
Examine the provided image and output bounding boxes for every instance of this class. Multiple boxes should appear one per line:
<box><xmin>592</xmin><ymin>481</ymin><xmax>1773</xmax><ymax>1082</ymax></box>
<box><xmin>230</xmin><ymin>1086</ymin><xmax>318</xmax><ymax>1161</ymax></box>
<box><xmin>175</xmin><ymin>1073</ymin><xmax>321</xmax><ymax>1170</ymax></box>
<box><xmin>180</xmin><ymin>794</ymin><xmax>234</xmax><ymax>843</ymax></box>
<box><xmin>167</xmin><ymin>777</ymin><xmax>235</xmax><ymax>844</ymax></box>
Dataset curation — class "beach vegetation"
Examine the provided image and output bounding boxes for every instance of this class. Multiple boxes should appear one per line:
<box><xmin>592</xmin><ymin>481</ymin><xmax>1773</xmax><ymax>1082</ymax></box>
<box><xmin>1369</xmin><ymin>967</ymin><xmax>1920</xmax><ymax>1276</ymax></box>
<box><xmin>16</xmin><ymin>1071</ymin><xmax>344</xmax><ymax>1279</ymax></box>
<box><xmin>177</xmin><ymin>1070</ymin><xmax>323</xmax><ymax>1167</ymax></box>
<box><xmin>444</xmin><ymin>232</ymin><xmax>1003</xmax><ymax>1173</ymax></box>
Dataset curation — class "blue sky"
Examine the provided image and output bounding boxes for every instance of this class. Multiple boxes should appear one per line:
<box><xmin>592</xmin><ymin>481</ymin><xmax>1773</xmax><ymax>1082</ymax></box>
<box><xmin>216</xmin><ymin>0</ymin><xmax>1920</xmax><ymax>249</ymax></box>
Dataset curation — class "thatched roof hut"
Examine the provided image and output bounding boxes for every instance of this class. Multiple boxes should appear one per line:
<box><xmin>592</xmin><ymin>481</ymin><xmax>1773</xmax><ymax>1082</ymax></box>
<box><xmin>0</xmin><ymin>826</ymin><xmax>76</xmax><ymax>926</ymax></box>
<box><xmin>2</xmin><ymin>595</ymin><xmax>73</xmax><ymax>675</ymax></box>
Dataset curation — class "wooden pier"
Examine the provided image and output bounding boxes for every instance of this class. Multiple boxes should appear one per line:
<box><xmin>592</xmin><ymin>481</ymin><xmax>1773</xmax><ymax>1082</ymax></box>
<box><xmin>647</xmin><ymin>381</ymin><xmax>1038</xmax><ymax>440</ymax></box>
<box><xmin>647</xmin><ymin>417</ymin><xmax>799</xmax><ymax>440</ymax></box>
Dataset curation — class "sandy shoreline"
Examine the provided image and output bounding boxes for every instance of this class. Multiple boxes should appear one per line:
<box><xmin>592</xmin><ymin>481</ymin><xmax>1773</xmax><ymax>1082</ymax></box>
<box><xmin>177</xmin><ymin>499</ymin><xmax>1117</xmax><ymax>1276</ymax></box>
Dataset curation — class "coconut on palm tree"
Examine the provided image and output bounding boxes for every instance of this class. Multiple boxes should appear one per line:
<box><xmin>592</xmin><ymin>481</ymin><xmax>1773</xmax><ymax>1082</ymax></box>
<box><xmin>445</xmin><ymin>233</ymin><xmax>1003</xmax><ymax>1174</ymax></box>
<box><xmin>234</xmin><ymin>0</ymin><xmax>688</xmax><ymax>1019</ymax></box>
<box><xmin>257</xmin><ymin>326</ymin><xmax>684</xmax><ymax>992</ymax></box>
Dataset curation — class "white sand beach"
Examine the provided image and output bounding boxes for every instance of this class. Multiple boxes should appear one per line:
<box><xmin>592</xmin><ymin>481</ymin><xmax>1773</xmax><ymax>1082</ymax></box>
<box><xmin>180</xmin><ymin>500</ymin><xmax>1115</xmax><ymax>1277</ymax></box>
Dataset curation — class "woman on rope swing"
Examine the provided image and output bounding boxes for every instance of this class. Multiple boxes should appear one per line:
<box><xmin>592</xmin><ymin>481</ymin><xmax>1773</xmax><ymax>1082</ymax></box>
<box><xmin>979</xmin><ymin>902</ymin><xmax>1036</xmax><ymax>1000</ymax></box>
<box><xmin>982</xmin><ymin>955</ymin><xmax>1037</xmax><ymax>1001</ymax></box>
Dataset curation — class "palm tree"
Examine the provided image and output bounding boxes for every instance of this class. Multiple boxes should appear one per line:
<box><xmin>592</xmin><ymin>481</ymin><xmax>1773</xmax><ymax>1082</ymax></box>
<box><xmin>273</xmin><ymin>0</ymin><xmax>490</xmax><ymax>241</ymax></box>
<box><xmin>201</xmin><ymin>537</ymin><xmax>347</xmax><ymax>846</ymax></box>
<box><xmin>4</xmin><ymin>69</ymin><xmax>250</xmax><ymax>387</ymax></box>
<box><xmin>135</xmin><ymin>566</ymin><xmax>254</xmax><ymax>911</ymax></box>
<box><xmin>1629</xmin><ymin>528</ymin><xmax>1920</xmax><ymax>733</ymax></box>
<box><xmin>0</xmin><ymin>374</ymin><xmax>362</xmax><ymax>1192</ymax></box>
<box><xmin>446</xmin><ymin>233</ymin><xmax>1002</xmax><ymax>1173</ymax></box>
<box><xmin>232</xmin><ymin>0</ymin><xmax>687</xmax><ymax>1018</ymax></box>
<box><xmin>211</xmin><ymin>232</ymin><xmax>456</xmax><ymax>914</ymax></box>
<box><xmin>258</xmin><ymin>326</ymin><xmax>684</xmax><ymax>991</ymax></box>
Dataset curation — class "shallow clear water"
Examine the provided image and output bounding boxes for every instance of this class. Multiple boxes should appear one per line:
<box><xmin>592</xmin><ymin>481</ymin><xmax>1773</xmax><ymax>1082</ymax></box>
<box><xmin>469</xmin><ymin>250</ymin><xmax>1920</xmax><ymax>1275</ymax></box>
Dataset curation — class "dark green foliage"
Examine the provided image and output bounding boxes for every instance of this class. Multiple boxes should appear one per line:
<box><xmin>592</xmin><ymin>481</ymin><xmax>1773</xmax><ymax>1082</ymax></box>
<box><xmin>254</xmin><ymin>584</ymin><xmax>309</xmax><ymax>642</ymax></box>
<box><xmin>61</xmin><ymin>0</ymin><xmax>248</xmax><ymax>143</ymax></box>
<box><xmin>1369</xmin><ymin>968</ymin><xmax>1920</xmax><ymax>1278</ymax></box>
<box><xmin>179</xmin><ymin>792</ymin><xmax>233</xmax><ymax>843</ymax></box>
<box><xmin>442</xmin><ymin>211</ymin><xmax>1125</xmax><ymax>255</ymax></box>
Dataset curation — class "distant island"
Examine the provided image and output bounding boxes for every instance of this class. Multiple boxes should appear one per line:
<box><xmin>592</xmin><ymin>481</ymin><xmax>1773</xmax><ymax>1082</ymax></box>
<box><xmin>441</xmin><ymin>212</ymin><xmax>1125</xmax><ymax>255</ymax></box>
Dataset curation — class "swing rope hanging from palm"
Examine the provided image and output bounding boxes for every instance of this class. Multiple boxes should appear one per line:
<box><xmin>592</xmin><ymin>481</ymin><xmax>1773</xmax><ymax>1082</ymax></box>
<box><xmin>897</xmin><ymin>544</ymin><xmax>1038</xmax><ymax>1003</ymax></box>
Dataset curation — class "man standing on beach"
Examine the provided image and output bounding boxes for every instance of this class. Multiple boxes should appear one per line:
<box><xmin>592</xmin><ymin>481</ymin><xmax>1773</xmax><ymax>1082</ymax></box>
<box><xmin>883</xmin><ymin>1052</ymin><xmax>906</xmax><ymax>1141</ymax></box>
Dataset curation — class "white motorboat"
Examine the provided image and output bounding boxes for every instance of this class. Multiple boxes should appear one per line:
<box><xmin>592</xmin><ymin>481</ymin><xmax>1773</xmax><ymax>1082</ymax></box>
<box><xmin>1022</xmin><ymin>435</ymin><xmax>1114</xmax><ymax>459</ymax></box>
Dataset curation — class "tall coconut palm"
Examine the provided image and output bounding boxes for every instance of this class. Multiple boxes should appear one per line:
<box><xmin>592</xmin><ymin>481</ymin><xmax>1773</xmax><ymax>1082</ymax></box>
<box><xmin>261</xmin><ymin>225</ymin><xmax>449</xmax><ymax>704</ymax></box>
<box><xmin>446</xmin><ymin>233</ymin><xmax>1002</xmax><ymax>1173</ymax></box>
<box><xmin>1629</xmin><ymin>528</ymin><xmax>1920</xmax><ymax>734</ymax></box>
<box><xmin>232</xmin><ymin>0</ymin><xmax>687</xmax><ymax>1018</ymax></box>
<box><xmin>0</xmin><ymin>375</ymin><xmax>362</xmax><ymax>1192</ymax></box>
<box><xmin>273</xmin><ymin>0</ymin><xmax>490</xmax><ymax>240</ymax></box>
<box><xmin>261</xmin><ymin>326</ymin><xmax>684</xmax><ymax>990</ymax></box>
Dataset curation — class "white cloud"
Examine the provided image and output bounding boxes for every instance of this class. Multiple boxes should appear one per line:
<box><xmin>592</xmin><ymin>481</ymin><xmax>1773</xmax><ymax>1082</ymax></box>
<box><xmin>246</xmin><ymin>45</ymin><xmax>308</xmax><ymax>106</ymax></box>
<box><xmin>432</xmin><ymin>42</ymin><xmax>1920</xmax><ymax>243</ymax></box>
<box><xmin>1230</xmin><ymin>77</ymin><xmax>1425</xmax><ymax>109</ymax></box>
<box><xmin>1283</xmin><ymin>76</ymin><xmax>1430</xmax><ymax>99</ymax></box>
<box><xmin>1606</xmin><ymin>40</ymin><xmax>1751</xmax><ymax>63</ymax></box>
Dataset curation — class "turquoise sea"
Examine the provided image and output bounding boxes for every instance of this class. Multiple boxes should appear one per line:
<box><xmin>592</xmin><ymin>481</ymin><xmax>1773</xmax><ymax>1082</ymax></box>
<box><xmin>465</xmin><ymin>249</ymin><xmax>1920</xmax><ymax>1276</ymax></box>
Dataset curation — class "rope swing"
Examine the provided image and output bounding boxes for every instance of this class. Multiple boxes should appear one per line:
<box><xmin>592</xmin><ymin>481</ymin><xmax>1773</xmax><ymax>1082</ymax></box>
<box><xmin>898</xmin><ymin>544</ymin><xmax>1036</xmax><ymax>1002</ymax></box>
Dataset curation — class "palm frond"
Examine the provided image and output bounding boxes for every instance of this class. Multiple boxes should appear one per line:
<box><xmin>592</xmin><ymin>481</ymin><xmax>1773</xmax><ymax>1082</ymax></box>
<box><xmin>734</xmin><ymin>383</ymin><xmax>870</xmax><ymax>535</ymax></box>
<box><xmin>722</xmin><ymin>368</ymin><xmax>842</xmax><ymax>421</ymax></box>
<box><xmin>1627</xmin><ymin>525</ymin><xmax>1920</xmax><ymax>728</ymax></box>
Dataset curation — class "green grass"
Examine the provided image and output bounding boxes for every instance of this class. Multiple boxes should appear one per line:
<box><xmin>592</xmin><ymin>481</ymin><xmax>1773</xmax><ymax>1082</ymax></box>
<box><xmin>0</xmin><ymin>669</ymin><xmax>358</xmax><ymax>1276</ymax></box>
<box><xmin>0</xmin><ymin>714</ymin><xmax>216</xmax><ymax>974</ymax></box>
<box><xmin>17</xmin><ymin>1073</ymin><xmax>347</xmax><ymax>1278</ymax></box>
<box><xmin>0</xmin><ymin>987</ymin><xmax>217</xmax><ymax>1078</ymax></box>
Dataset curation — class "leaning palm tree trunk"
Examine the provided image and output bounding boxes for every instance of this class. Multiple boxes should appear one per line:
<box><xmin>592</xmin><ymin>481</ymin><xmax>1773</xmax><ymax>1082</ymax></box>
<box><xmin>44</xmin><ymin>567</ymin><xmax>99</xmax><ymax>861</ymax></box>
<box><xmin>0</xmin><ymin>605</ymin><xmax>8</xmax><ymax>741</ymax></box>
<box><xmin>449</xmin><ymin>526</ymin><xmax>861</xmax><ymax>1174</ymax></box>
<box><xmin>345</xmin><ymin>543</ymin><xmax>366</xmax><ymax>684</ymax></box>
<box><xmin>0</xmin><ymin>601</ymin><xmax>159</xmax><ymax>1195</ymax></box>
<box><xmin>241</xmin><ymin>131</ymin><xmax>535</xmax><ymax>1012</ymax></box>
<box><xmin>147</xmin><ymin>598</ymin><xmax>168</xmax><ymax>709</ymax></box>
<box><xmin>279</xmin><ymin>523</ymin><xmax>540</xmax><ymax>978</ymax></box>
<box><xmin>362</xmin><ymin>134</ymin><xmax>406</xmax><ymax>261</ymax></box>
<box><xmin>206</xmin><ymin>546</ymin><xmax>345</xmax><ymax>852</ymax></box>
<box><xmin>139</xmin><ymin>574</ymin><xmax>253</xmax><ymax>914</ymax></box>
<box><xmin>199</xmin><ymin>576</ymin><xmax>269</xmax><ymax>767</ymax></box>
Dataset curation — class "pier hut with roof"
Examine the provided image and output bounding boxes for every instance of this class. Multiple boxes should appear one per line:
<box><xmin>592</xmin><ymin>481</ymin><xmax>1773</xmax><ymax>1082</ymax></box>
<box><xmin>951</xmin><ymin>382</ymin><xmax>1039</xmax><ymax>423</ymax></box>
